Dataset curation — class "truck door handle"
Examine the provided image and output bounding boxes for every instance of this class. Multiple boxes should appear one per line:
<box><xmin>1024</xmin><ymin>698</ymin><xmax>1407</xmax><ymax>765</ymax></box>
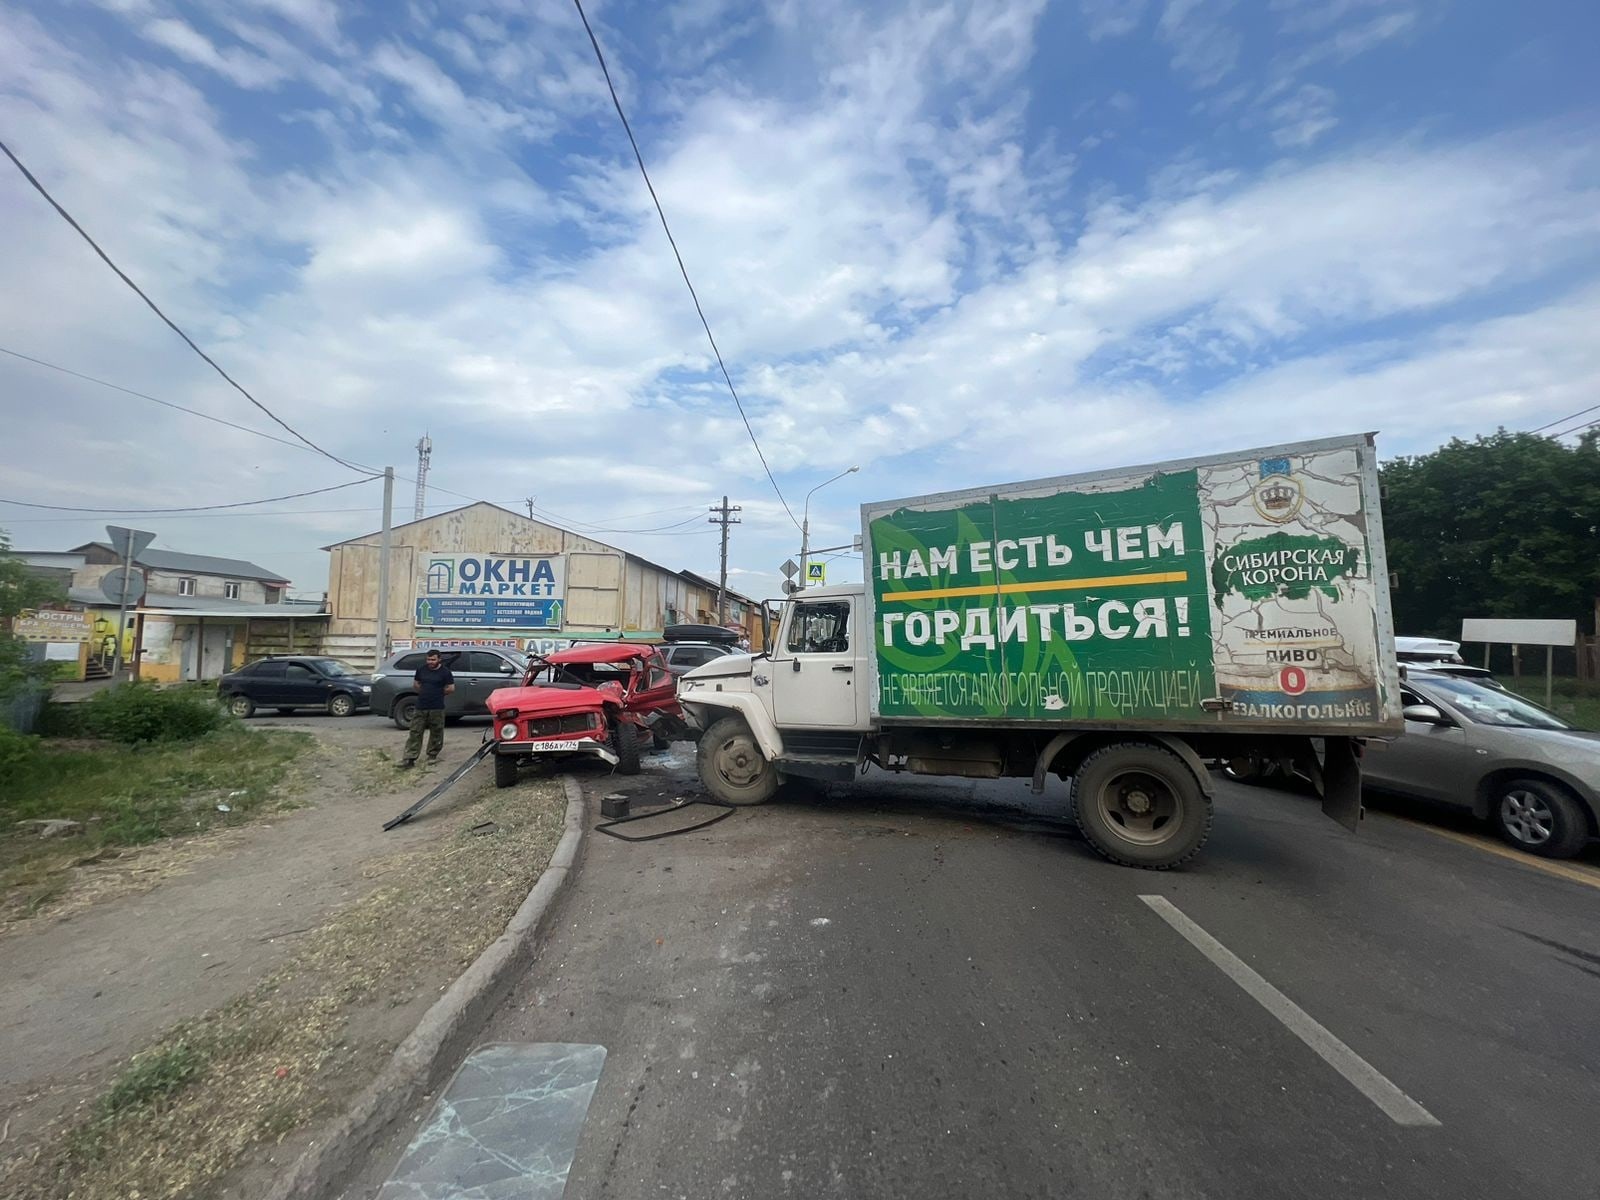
<box><xmin>831</xmin><ymin>665</ymin><xmax>853</xmax><ymax>672</ymax></box>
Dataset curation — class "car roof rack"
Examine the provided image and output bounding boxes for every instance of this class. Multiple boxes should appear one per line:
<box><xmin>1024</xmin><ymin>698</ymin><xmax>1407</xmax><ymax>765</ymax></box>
<box><xmin>662</xmin><ymin>623</ymin><xmax>740</xmax><ymax>645</ymax></box>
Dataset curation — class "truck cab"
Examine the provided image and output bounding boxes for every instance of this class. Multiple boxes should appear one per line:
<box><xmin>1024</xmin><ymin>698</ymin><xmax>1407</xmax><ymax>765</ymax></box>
<box><xmin>679</xmin><ymin>584</ymin><xmax>867</xmax><ymax>734</ymax></box>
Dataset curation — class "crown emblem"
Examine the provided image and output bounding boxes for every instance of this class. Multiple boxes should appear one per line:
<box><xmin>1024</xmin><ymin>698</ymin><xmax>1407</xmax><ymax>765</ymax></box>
<box><xmin>1260</xmin><ymin>482</ymin><xmax>1294</xmax><ymax>510</ymax></box>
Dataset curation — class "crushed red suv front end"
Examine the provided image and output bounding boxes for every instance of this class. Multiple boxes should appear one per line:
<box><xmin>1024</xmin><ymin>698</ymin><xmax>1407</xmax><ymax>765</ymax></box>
<box><xmin>487</xmin><ymin>642</ymin><xmax>689</xmax><ymax>787</ymax></box>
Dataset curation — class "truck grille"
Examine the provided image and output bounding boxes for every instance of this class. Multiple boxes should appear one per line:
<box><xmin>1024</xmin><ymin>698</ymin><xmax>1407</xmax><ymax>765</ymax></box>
<box><xmin>527</xmin><ymin>714</ymin><xmax>597</xmax><ymax>737</ymax></box>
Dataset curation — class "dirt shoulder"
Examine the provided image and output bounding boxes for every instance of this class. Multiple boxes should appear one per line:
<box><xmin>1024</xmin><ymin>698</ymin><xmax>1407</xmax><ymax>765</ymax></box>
<box><xmin>0</xmin><ymin>715</ymin><xmax>567</xmax><ymax>1199</ymax></box>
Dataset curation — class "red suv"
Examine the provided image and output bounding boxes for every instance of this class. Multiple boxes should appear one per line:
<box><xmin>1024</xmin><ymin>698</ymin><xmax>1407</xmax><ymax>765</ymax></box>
<box><xmin>487</xmin><ymin>643</ymin><xmax>688</xmax><ymax>787</ymax></box>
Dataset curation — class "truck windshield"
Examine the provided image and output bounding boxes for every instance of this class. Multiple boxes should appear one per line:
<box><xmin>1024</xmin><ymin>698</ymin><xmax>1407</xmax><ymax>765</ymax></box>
<box><xmin>787</xmin><ymin>601</ymin><xmax>850</xmax><ymax>654</ymax></box>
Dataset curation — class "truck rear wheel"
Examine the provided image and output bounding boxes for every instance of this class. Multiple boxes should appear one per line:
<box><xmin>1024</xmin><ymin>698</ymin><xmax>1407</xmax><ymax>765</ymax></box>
<box><xmin>1073</xmin><ymin>743</ymin><xmax>1211</xmax><ymax>869</ymax></box>
<box><xmin>493</xmin><ymin>751</ymin><xmax>519</xmax><ymax>789</ymax></box>
<box><xmin>698</xmin><ymin>716</ymin><xmax>778</xmax><ymax>806</ymax></box>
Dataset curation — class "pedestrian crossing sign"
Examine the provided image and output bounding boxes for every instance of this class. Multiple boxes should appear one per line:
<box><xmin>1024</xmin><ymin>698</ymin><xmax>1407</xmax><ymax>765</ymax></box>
<box><xmin>806</xmin><ymin>562</ymin><xmax>827</xmax><ymax>584</ymax></box>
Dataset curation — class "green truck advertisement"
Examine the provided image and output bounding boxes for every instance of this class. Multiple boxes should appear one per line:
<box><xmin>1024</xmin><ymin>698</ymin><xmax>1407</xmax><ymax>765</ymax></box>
<box><xmin>863</xmin><ymin>434</ymin><xmax>1399</xmax><ymax>731</ymax></box>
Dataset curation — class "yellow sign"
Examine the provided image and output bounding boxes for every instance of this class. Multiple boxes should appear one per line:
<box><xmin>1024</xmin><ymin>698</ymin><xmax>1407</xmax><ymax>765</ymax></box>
<box><xmin>13</xmin><ymin>608</ymin><xmax>92</xmax><ymax>642</ymax></box>
<box><xmin>806</xmin><ymin>562</ymin><xmax>827</xmax><ymax>584</ymax></box>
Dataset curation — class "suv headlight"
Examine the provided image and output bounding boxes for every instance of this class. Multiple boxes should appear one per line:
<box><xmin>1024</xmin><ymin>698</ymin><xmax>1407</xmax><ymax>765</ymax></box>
<box><xmin>500</xmin><ymin>723</ymin><xmax>519</xmax><ymax>739</ymax></box>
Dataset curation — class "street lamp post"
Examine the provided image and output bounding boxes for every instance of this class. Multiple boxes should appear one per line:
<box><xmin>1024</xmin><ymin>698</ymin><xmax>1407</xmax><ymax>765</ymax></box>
<box><xmin>799</xmin><ymin>466</ymin><xmax>859</xmax><ymax>590</ymax></box>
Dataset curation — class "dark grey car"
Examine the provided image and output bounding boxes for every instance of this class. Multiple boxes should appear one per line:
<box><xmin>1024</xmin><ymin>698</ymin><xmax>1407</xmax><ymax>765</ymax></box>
<box><xmin>370</xmin><ymin>647</ymin><xmax>527</xmax><ymax>728</ymax></box>
<box><xmin>1363</xmin><ymin>673</ymin><xmax>1600</xmax><ymax>858</ymax></box>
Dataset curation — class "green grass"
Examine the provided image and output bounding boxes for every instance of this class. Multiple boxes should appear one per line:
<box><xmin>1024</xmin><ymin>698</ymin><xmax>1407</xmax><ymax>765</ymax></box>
<box><xmin>0</xmin><ymin>728</ymin><xmax>312</xmax><ymax>912</ymax></box>
<box><xmin>101</xmin><ymin>1042</ymin><xmax>205</xmax><ymax>1115</ymax></box>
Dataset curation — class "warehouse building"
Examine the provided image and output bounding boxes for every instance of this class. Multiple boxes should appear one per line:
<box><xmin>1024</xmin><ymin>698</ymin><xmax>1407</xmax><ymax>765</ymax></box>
<box><xmin>321</xmin><ymin>502</ymin><xmax>769</xmax><ymax>668</ymax></box>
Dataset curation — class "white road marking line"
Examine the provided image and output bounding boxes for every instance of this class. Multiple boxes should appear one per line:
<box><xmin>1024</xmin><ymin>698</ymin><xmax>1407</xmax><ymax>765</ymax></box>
<box><xmin>1140</xmin><ymin>894</ymin><xmax>1441</xmax><ymax>1128</ymax></box>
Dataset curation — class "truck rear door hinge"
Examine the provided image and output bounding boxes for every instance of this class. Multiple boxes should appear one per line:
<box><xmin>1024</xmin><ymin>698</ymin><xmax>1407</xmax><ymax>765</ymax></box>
<box><xmin>1199</xmin><ymin>697</ymin><xmax>1235</xmax><ymax>713</ymax></box>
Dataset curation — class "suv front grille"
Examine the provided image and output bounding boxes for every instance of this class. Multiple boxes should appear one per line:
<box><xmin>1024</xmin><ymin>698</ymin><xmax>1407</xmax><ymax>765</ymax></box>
<box><xmin>527</xmin><ymin>714</ymin><xmax>597</xmax><ymax>737</ymax></box>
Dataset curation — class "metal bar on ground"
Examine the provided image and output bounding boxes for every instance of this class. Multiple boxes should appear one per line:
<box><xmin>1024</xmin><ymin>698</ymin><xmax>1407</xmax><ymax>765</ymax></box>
<box><xmin>383</xmin><ymin>741</ymin><xmax>494</xmax><ymax>830</ymax></box>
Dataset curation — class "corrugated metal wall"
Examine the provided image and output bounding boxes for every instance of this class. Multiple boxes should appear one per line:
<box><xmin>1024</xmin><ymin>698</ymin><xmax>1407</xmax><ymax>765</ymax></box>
<box><xmin>322</xmin><ymin>503</ymin><xmax>730</xmax><ymax>661</ymax></box>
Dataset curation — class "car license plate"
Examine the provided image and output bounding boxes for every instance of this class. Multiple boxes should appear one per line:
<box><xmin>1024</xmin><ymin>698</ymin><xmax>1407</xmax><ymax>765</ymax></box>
<box><xmin>527</xmin><ymin>739</ymin><xmax>583</xmax><ymax>752</ymax></box>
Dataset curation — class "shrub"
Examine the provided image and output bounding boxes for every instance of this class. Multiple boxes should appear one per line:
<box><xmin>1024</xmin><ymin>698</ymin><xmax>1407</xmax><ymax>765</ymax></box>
<box><xmin>79</xmin><ymin>683</ymin><xmax>230</xmax><ymax>745</ymax></box>
<box><xmin>34</xmin><ymin>702</ymin><xmax>86</xmax><ymax>738</ymax></box>
<box><xmin>0</xmin><ymin>723</ymin><xmax>40</xmax><ymax>779</ymax></box>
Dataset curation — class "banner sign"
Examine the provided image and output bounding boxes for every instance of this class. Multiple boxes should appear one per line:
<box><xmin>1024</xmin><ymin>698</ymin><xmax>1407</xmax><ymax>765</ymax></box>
<box><xmin>391</xmin><ymin>637</ymin><xmax>526</xmax><ymax>653</ymax></box>
<box><xmin>13</xmin><ymin>608</ymin><xmax>92</xmax><ymax>642</ymax></box>
<box><xmin>416</xmin><ymin>554</ymin><xmax>565</xmax><ymax>629</ymax></box>
<box><xmin>866</xmin><ymin>439</ymin><xmax>1389</xmax><ymax>727</ymax></box>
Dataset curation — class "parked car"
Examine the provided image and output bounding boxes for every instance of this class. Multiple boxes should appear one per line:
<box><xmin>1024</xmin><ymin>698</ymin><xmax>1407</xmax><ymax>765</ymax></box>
<box><xmin>370</xmin><ymin>647</ymin><xmax>528</xmax><ymax>728</ymax></box>
<box><xmin>1403</xmin><ymin>660</ymin><xmax>1505</xmax><ymax>689</ymax></box>
<box><xmin>1395</xmin><ymin>635</ymin><xmax>1466</xmax><ymax>663</ymax></box>
<box><xmin>487</xmin><ymin>643</ymin><xmax>691</xmax><ymax>787</ymax></box>
<box><xmin>659</xmin><ymin>622</ymin><xmax>744</xmax><ymax>676</ymax></box>
<box><xmin>660</xmin><ymin>642</ymin><xmax>739</xmax><ymax>676</ymax></box>
<box><xmin>1364</xmin><ymin>672</ymin><xmax>1600</xmax><ymax>858</ymax></box>
<box><xmin>219</xmin><ymin>656</ymin><xmax>370</xmax><ymax>718</ymax></box>
<box><xmin>1393</xmin><ymin>635</ymin><xmax>1505</xmax><ymax>689</ymax></box>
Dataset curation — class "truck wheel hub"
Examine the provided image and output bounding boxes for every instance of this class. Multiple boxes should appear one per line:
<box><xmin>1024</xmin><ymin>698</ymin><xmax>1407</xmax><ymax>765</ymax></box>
<box><xmin>1123</xmin><ymin>788</ymin><xmax>1153</xmax><ymax>815</ymax></box>
<box><xmin>716</xmin><ymin>739</ymin><xmax>762</xmax><ymax>786</ymax></box>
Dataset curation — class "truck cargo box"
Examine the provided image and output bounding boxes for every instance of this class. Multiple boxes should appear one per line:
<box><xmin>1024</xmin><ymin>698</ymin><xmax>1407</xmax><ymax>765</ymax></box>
<box><xmin>862</xmin><ymin>434</ymin><xmax>1400</xmax><ymax>737</ymax></box>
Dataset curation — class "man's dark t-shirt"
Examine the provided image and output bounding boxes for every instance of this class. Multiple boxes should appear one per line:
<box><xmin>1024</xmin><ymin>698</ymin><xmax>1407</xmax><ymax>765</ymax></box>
<box><xmin>414</xmin><ymin>664</ymin><xmax>454</xmax><ymax>711</ymax></box>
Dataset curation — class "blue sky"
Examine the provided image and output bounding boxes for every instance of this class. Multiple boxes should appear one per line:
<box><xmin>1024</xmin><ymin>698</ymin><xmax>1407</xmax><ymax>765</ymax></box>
<box><xmin>2</xmin><ymin>0</ymin><xmax>1598</xmax><ymax>599</ymax></box>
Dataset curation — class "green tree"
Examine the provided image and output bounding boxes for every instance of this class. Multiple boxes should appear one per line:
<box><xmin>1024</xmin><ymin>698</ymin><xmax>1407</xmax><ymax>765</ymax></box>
<box><xmin>0</xmin><ymin>531</ymin><xmax>68</xmax><ymax>697</ymax></box>
<box><xmin>1380</xmin><ymin>431</ymin><xmax>1600</xmax><ymax>640</ymax></box>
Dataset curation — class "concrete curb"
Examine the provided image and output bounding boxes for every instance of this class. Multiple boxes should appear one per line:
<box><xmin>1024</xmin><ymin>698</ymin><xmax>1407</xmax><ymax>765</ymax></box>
<box><xmin>265</xmin><ymin>775</ymin><xmax>587</xmax><ymax>1200</ymax></box>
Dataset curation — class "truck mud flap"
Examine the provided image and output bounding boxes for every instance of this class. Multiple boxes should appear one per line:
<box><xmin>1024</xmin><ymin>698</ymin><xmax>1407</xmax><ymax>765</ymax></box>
<box><xmin>1318</xmin><ymin>736</ymin><xmax>1363</xmax><ymax>833</ymax></box>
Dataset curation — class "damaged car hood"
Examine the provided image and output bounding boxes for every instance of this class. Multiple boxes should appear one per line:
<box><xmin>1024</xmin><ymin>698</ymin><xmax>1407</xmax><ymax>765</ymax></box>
<box><xmin>486</xmin><ymin>683</ymin><xmax>613</xmax><ymax>716</ymax></box>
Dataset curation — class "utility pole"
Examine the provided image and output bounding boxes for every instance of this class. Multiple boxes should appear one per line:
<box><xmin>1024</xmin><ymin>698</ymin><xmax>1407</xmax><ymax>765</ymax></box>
<box><xmin>112</xmin><ymin>527</ymin><xmax>135</xmax><ymax>678</ymax></box>
<box><xmin>708</xmin><ymin>496</ymin><xmax>742</xmax><ymax>623</ymax></box>
<box><xmin>526</xmin><ymin>498</ymin><xmax>536</xmax><ymax>519</ymax></box>
<box><xmin>375</xmin><ymin>466</ymin><xmax>395</xmax><ymax>668</ymax></box>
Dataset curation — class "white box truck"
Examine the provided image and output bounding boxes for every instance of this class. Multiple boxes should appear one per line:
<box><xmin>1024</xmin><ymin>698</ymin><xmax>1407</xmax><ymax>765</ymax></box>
<box><xmin>678</xmin><ymin>434</ymin><xmax>1401</xmax><ymax>868</ymax></box>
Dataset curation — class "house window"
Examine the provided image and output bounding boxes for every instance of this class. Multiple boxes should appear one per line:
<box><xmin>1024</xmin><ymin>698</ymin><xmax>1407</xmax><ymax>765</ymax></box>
<box><xmin>178</xmin><ymin>577</ymin><xmax>197</xmax><ymax>596</ymax></box>
<box><xmin>224</xmin><ymin>581</ymin><xmax>241</xmax><ymax>600</ymax></box>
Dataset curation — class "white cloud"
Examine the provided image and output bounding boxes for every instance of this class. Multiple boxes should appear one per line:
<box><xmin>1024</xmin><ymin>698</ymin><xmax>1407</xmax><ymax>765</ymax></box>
<box><xmin>141</xmin><ymin>16</ymin><xmax>288</xmax><ymax>89</ymax></box>
<box><xmin>1268</xmin><ymin>83</ymin><xmax>1338</xmax><ymax>147</ymax></box>
<box><xmin>1158</xmin><ymin>0</ymin><xmax>1241</xmax><ymax>88</ymax></box>
<box><xmin>1078</xmin><ymin>0</ymin><xmax>1148</xmax><ymax>40</ymax></box>
<box><xmin>2</xmin><ymin>0</ymin><xmax>1597</xmax><ymax>602</ymax></box>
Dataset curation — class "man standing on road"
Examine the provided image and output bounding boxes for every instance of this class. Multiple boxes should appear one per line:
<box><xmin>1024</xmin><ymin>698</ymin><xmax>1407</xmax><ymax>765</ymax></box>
<box><xmin>400</xmin><ymin>649</ymin><xmax>454</xmax><ymax>768</ymax></box>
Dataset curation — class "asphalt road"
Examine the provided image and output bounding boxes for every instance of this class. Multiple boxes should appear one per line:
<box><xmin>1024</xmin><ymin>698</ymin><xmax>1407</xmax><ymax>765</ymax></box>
<box><xmin>348</xmin><ymin>752</ymin><xmax>1600</xmax><ymax>1200</ymax></box>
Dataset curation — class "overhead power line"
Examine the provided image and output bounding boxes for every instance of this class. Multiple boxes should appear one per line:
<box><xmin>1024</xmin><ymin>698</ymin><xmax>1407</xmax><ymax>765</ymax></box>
<box><xmin>568</xmin><ymin>0</ymin><xmax>800</xmax><ymax>533</ymax></box>
<box><xmin>1528</xmin><ymin>403</ymin><xmax>1600</xmax><ymax>436</ymax></box>
<box><xmin>0</xmin><ymin>136</ymin><xmax>370</xmax><ymax>477</ymax></box>
<box><xmin>0</xmin><ymin>345</ymin><xmax>316</xmax><ymax>457</ymax></box>
<box><xmin>0</xmin><ymin>477</ymin><xmax>376</xmax><ymax>514</ymax></box>
<box><xmin>1553</xmin><ymin>417</ymin><xmax>1600</xmax><ymax>440</ymax></box>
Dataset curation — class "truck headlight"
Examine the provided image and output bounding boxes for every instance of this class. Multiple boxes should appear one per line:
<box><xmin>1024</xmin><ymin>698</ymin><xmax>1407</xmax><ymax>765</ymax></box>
<box><xmin>500</xmin><ymin>723</ymin><xmax>518</xmax><ymax>739</ymax></box>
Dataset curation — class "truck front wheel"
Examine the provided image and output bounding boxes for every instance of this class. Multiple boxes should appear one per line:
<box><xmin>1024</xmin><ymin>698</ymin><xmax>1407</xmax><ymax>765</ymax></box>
<box><xmin>1073</xmin><ymin>743</ymin><xmax>1212</xmax><ymax>869</ymax></box>
<box><xmin>493</xmin><ymin>751</ymin><xmax>519</xmax><ymax>789</ymax></box>
<box><xmin>698</xmin><ymin>716</ymin><xmax>778</xmax><ymax>806</ymax></box>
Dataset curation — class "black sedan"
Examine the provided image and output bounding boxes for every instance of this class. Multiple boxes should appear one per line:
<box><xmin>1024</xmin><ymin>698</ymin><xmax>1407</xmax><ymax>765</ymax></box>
<box><xmin>218</xmin><ymin>656</ymin><xmax>371</xmax><ymax>718</ymax></box>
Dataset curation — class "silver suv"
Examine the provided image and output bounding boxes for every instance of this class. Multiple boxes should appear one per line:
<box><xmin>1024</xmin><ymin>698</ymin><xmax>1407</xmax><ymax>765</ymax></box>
<box><xmin>370</xmin><ymin>647</ymin><xmax>527</xmax><ymax>728</ymax></box>
<box><xmin>660</xmin><ymin>642</ymin><xmax>739</xmax><ymax>676</ymax></box>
